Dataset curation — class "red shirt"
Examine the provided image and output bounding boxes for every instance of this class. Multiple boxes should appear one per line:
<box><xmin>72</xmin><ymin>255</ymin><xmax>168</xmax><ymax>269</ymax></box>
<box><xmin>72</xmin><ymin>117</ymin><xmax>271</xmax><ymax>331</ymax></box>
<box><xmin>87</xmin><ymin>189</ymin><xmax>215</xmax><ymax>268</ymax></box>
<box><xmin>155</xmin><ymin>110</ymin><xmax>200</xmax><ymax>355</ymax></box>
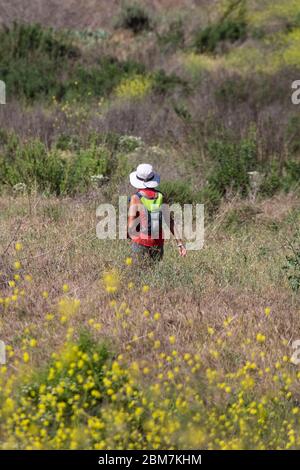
<box><xmin>129</xmin><ymin>189</ymin><xmax>164</xmax><ymax>247</ymax></box>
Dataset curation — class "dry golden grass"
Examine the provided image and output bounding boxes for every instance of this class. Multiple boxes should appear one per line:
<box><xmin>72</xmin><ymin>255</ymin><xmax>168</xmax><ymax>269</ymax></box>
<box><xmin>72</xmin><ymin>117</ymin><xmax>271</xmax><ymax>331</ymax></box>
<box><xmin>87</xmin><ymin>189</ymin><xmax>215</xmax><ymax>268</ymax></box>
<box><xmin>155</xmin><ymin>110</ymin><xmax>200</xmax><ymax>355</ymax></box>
<box><xmin>0</xmin><ymin>191</ymin><xmax>300</xmax><ymax>449</ymax></box>
<box><xmin>1</xmin><ymin>191</ymin><xmax>299</xmax><ymax>378</ymax></box>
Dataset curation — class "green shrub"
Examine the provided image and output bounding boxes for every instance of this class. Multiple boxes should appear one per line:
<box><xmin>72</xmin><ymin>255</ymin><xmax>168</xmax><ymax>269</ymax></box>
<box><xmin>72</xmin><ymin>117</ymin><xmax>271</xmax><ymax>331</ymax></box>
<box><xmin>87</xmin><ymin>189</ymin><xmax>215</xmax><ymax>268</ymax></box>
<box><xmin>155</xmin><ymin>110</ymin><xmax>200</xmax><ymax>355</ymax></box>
<box><xmin>61</xmin><ymin>145</ymin><xmax>111</xmax><ymax>194</ymax></box>
<box><xmin>194</xmin><ymin>19</ymin><xmax>247</xmax><ymax>54</ymax></box>
<box><xmin>206</xmin><ymin>134</ymin><xmax>257</xmax><ymax>197</ymax></box>
<box><xmin>0</xmin><ymin>137</ymin><xmax>65</xmax><ymax>194</ymax></box>
<box><xmin>65</xmin><ymin>58</ymin><xmax>145</xmax><ymax>101</ymax></box>
<box><xmin>0</xmin><ymin>23</ymin><xmax>77</xmax><ymax>60</ymax></box>
<box><xmin>117</xmin><ymin>4</ymin><xmax>152</xmax><ymax>34</ymax></box>
<box><xmin>54</xmin><ymin>134</ymin><xmax>82</xmax><ymax>152</ymax></box>
<box><xmin>195</xmin><ymin>185</ymin><xmax>222</xmax><ymax>214</ymax></box>
<box><xmin>283</xmin><ymin>160</ymin><xmax>300</xmax><ymax>191</ymax></box>
<box><xmin>259</xmin><ymin>162</ymin><xmax>282</xmax><ymax>197</ymax></box>
<box><xmin>0</xmin><ymin>134</ymin><xmax>114</xmax><ymax>195</ymax></box>
<box><xmin>190</xmin><ymin>134</ymin><xmax>258</xmax><ymax>212</ymax></box>
<box><xmin>18</xmin><ymin>332</ymin><xmax>111</xmax><ymax>427</ymax></box>
<box><xmin>173</xmin><ymin>102</ymin><xmax>192</xmax><ymax>122</ymax></box>
<box><xmin>158</xmin><ymin>180</ymin><xmax>195</xmax><ymax>205</ymax></box>
<box><xmin>0</xmin><ymin>23</ymin><xmax>145</xmax><ymax>101</ymax></box>
<box><xmin>2</xmin><ymin>56</ymin><xmax>63</xmax><ymax>100</ymax></box>
<box><xmin>260</xmin><ymin>160</ymin><xmax>300</xmax><ymax>197</ymax></box>
<box><xmin>110</xmin><ymin>154</ymin><xmax>132</xmax><ymax>189</ymax></box>
<box><xmin>0</xmin><ymin>23</ymin><xmax>79</xmax><ymax>101</ymax></box>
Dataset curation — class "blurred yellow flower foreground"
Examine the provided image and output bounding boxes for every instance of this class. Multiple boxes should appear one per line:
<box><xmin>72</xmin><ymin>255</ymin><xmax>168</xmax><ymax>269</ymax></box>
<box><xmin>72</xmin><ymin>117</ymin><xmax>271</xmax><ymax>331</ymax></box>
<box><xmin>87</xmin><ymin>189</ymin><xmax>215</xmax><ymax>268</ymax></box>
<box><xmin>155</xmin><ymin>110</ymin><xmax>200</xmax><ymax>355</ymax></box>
<box><xmin>0</xmin><ymin>252</ymin><xmax>300</xmax><ymax>450</ymax></box>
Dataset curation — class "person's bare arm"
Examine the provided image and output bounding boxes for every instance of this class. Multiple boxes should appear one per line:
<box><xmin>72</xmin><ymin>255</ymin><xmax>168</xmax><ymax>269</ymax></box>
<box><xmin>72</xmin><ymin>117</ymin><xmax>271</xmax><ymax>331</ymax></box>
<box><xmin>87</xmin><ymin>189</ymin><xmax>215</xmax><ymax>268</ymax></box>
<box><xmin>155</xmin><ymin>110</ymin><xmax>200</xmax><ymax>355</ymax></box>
<box><xmin>127</xmin><ymin>194</ymin><xmax>140</xmax><ymax>239</ymax></box>
<box><xmin>163</xmin><ymin>198</ymin><xmax>187</xmax><ymax>257</ymax></box>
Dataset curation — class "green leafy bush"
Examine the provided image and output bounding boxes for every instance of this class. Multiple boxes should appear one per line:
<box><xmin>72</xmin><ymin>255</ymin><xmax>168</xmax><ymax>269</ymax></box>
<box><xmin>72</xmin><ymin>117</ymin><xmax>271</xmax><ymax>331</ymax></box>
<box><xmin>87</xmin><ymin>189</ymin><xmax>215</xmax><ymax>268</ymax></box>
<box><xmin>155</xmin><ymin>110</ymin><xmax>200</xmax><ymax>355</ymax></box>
<box><xmin>61</xmin><ymin>145</ymin><xmax>111</xmax><ymax>194</ymax></box>
<box><xmin>206</xmin><ymin>134</ymin><xmax>257</xmax><ymax>197</ymax></box>
<box><xmin>0</xmin><ymin>134</ymin><xmax>113</xmax><ymax>195</ymax></box>
<box><xmin>65</xmin><ymin>58</ymin><xmax>145</xmax><ymax>101</ymax></box>
<box><xmin>0</xmin><ymin>23</ymin><xmax>79</xmax><ymax>101</ymax></box>
<box><xmin>0</xmin><ymin>137</ymin><xmax>65</xmax><ymax>194</ymax></box>
<box><xmin>54</xmin><ymin>134</ymin><xmax>82</xmax><ymax>152</ymax></box>
<box><xmin>173</xmin><ymin>102</ymin><xmax>192</xmax><ymax>122</ymax></box>
<box><xmin>259</xmin><ymin>162</ymin><xmax>282</xmax><ymax>197</ymax></box>
<box><xmin>155</xmin><ymin>179</ymin><xmax>222</xmax><ymax>222</ymax></box>
<box><xmin>0</xmin><ymin>23</ymin><xmax>78</xmax><ymax>60</ymax></box>
<box><xmin>260</xmin><ymin>160</ymin><xmax>300</xmax><ymax>196</ymax></box>
<box><xmin>149</xmin><ymin>179</ymin><xmax>222</xmax><ymax>214</ymax></box>
<box><xmin>14</xmin><ymin>332</ymin><xmax>112</xmax><ymax>435</ymax></box>
<box><xmin>158</xmin><ymin>180</ymin><xmax>195</xmax><ymax>205</ymax></box>
<box><xmin>0</xmin><ymin>23</ymin><xmax>145</xmax><ymax>101</ymax></box>
<box><xmin>200</xmin><ymin>132</ymin><xmax>299</xmax><ymax>206</ymax></box>
<box><xmin>117</xmin><ymin>4</ymin><xmax>152</xmax><ymax>34</ymax></box>
<box><xmin>284</xmin><ymin>160</ymin><xmax>300</xmax><ymax>190</ymax></box>
<box><xmin>194</xmin><ymin>19</ymin><xmax>247</xmax><ymax>54</ymax></box>
<box><xmin>195</xmin><ymin>185</ymin><xmax>223</xmax><ymax>214</ymax></box>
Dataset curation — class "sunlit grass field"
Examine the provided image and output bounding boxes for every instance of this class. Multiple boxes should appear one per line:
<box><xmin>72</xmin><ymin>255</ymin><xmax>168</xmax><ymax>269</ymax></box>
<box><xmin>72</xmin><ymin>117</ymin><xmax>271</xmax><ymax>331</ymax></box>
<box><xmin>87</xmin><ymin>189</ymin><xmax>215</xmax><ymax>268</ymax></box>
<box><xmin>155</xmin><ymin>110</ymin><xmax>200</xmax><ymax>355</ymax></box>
<box><xmin>1</xmin><ymin>0</ymin><xmax>300</xmax><ymax>451</ymax></box>
<box><xmin>0</xmin><ymin>192</ymin><xmax>299</xmax><ymax>449</ymax></box>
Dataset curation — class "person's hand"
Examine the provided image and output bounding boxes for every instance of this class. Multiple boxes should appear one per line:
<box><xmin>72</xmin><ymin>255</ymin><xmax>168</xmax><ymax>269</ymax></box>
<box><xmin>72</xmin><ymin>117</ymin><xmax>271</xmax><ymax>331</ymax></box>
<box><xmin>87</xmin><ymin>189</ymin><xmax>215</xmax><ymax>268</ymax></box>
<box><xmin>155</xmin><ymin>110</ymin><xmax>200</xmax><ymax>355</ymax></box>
<box><xmin>178</xmin><ymin>244</ymin><xmax>187</xmax><ymax>257</ymax></box>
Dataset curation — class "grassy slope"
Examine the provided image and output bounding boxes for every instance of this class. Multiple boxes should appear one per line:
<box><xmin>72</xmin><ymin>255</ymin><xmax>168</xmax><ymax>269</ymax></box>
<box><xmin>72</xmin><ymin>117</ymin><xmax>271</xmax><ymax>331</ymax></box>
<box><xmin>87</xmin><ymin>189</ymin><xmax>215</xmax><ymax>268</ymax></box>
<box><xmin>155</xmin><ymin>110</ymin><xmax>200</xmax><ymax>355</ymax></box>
<box><xmin>0</xmin><ymin>192</ymin><xmax>299</xmax><ymax>449</ymax></box>
<box><xmin>1</xmin><ymin>192</ymin><xmax>299</xmax><ymax>364</ymax></box>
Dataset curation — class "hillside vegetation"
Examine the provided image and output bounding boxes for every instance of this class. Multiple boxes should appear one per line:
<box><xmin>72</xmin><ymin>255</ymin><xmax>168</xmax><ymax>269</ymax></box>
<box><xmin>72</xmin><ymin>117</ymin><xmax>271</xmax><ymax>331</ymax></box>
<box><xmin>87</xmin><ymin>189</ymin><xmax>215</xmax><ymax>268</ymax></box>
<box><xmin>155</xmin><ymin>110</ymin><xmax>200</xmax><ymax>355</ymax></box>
<box><xmin>0</xmin><ymin>0</ymin><xmax>300</xmax><ymax>450</ymax></box>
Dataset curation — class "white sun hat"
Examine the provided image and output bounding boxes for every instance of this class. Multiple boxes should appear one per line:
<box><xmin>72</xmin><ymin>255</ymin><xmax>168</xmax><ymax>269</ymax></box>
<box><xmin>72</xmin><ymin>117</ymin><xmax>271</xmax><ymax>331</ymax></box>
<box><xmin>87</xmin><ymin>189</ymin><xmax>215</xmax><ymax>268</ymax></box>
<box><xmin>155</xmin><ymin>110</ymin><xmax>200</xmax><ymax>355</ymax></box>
<box><xmin>129</xmin><ymin>163</ymin><xmax>160</xmax><ymax>189</ymax></box>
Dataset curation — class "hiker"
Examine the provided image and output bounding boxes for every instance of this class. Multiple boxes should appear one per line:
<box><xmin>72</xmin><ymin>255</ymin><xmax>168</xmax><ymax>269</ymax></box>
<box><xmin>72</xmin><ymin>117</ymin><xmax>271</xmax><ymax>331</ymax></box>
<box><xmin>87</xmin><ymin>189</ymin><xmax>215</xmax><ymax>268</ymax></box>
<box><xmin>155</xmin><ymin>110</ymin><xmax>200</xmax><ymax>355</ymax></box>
<box><xmin>128</xmin><ymin>163</ymin><xmax>187</xmax><ymax>262</ymax></box>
